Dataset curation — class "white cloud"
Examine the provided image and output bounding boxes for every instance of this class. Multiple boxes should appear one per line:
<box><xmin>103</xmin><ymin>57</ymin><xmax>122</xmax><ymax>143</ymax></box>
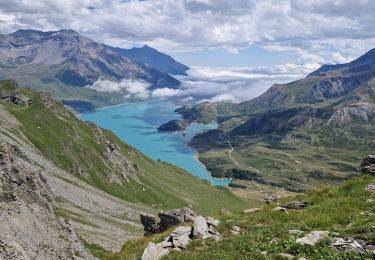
<box><xmin>1</xmin><ymin>0</ymin><xmax>375</xmax><ymax>64</ymax></box>
<box><xmin>87</xmin><ymin>78</ymin><xmax>151</xmax><ymax>99</ymax></box>
<box><xmin>148</xmin><ymin>64</ymin><xmax>318</xmax><ymax>103</ymax></box>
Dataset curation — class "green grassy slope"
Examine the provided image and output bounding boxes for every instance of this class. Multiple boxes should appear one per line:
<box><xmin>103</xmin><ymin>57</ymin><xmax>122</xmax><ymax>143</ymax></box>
<box><xmin>165</xmin><ymin>174</ymin><xmax>375</xmax><ymax>259</ymax></box>
<box><xmin>0</xmin><ymin>80</ymin><xmax>247</xmax><ymax>216</ymax></box>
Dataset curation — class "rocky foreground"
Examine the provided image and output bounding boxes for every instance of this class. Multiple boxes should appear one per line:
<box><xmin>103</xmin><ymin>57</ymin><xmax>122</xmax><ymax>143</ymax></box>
<box><xmin>140</xmin><ymin>208</ymin><xmax>221</xmax><ymax>259</ymax></box>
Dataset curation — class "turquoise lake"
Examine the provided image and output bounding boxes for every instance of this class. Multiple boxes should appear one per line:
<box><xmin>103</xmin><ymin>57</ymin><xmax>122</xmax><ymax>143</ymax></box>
<box><xmin>80</xmin><ymin>100</ymin><xmax>230</xmax><ymax>186</ymax></box>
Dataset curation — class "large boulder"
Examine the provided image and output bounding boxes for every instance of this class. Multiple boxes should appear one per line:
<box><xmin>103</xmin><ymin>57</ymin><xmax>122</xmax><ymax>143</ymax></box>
<box><xmin>192</xmin><ymin>216</ymin><xmax>209</xmax><ymax>239</ymax></box>
<box><xmin>159</xmin><ymin>208</ymin><xmax>196</xmax><ymax>232</ymax></box>
<box><xmin>140</xmin><ymin>208</ymin><xmax>197</xmax><ymax>235</ymax></box>
<box><xmin>361</xmin><ymin>155</ymin><xmax>375</xmax><ymax>175</ymax></box>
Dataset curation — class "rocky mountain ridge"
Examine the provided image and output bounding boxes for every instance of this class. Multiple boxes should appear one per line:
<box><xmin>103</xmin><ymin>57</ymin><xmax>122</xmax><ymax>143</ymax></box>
<box><xmin>0</xmin><ymin>29</ymin><xmax>188</xmax><ymax>110</ymax></box>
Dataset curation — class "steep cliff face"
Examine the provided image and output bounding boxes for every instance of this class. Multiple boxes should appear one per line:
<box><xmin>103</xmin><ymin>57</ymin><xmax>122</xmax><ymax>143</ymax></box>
<box><xmin>0</xmin><ymin>133</ymin><xmax>90</xmax><ymax>259</ymax></box>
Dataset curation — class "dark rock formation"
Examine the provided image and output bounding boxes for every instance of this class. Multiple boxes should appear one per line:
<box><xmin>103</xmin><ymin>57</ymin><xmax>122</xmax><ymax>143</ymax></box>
<box><xmin>140</xmin><ymin>207</ymin><xmax>197</xmax><ymax>235</ymax></box>
<box><xmin>282</xmin><ymin>201</ymin><xmax>309</xmax><ymax>210</ymax></box>
<box><xmin>361</xmin><ymin>155</ymin><xmax>375</xmax><ymax>175</ymax></box>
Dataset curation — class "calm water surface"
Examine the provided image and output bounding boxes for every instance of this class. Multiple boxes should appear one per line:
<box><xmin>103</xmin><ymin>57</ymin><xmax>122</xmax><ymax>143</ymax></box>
<box><xmin>80</xmin><ymin>100</ymin><xmax>230</xmax><ymax>186</ymax></box>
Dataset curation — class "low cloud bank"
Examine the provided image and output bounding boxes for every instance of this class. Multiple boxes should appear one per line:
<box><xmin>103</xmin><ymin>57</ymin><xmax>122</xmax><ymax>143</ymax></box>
<box><xmin>87</xmin><ymin>63</ymin><xmax>319</xmax><ymax>103</ymax></box>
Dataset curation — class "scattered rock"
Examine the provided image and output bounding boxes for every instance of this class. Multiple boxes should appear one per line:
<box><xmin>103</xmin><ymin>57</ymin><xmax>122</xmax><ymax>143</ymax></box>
<box><xmin>244</xmin><ymin>208</ymin><xmax>260</xmax><ymax>214</ymax></box>
<box><xmin>206</xmin><ymin>217</ymin><xmax>220</xmax><ymax>227</ymax></box>
<box><xmin>193</xmin><ymin>216</ymin><xmax>209</xmax><ymax>239</ymax></box>
<box><xmin>367</xmin><ymin>199</ymin><xmax>375</xmax><ymax>203</ymax></box>
<box><xmin>282</xmin><ymin>201</ymin><xmax>308</xmax><ymax>210</ymax></box>
<box><xmin>288</xmin><ymin>229</ymin><xmax>304</xmax><ymax>235</ymax></box>
<box><xmin>273</xmin><ymin>207</ymin><xmax>287</xmax><ymax>212</ymax></box>
<box><xmin>365</xmin><ymin>184</ymin><xmax>375</xmax><ymax>194</ymax></box>
<box><xmin>361</xmin><ymin>155</ymin><xmax>375</xmax><ymax>175</ymax></box>
<box><xmin>360</xmin><ymin>211</ymin><xmax>375</xmax><ymax>217</ymax></box>
<box><xmin>264</xmin><ymin>193</ymin><xmax>280</xmax><ymax>204</ymax></box>
<box><xmin>141</xmin><ymin>242</ymin><xmax>170</xmax><ymax>260</ymax></box>
<box><xmin>260</xmin><ymin>251</ymin><xmax>268</xmax><ymax>256</ymax></box>
<box><xmin>332</xmin><ymin>237</ymin><xmax>363</xmax><ymax>252</ymax></box>
<box><xmin>230</xmin><ymin>226</ymin><xmax>241</xmax><ymax>236</ymax></box>
<box><xmin>296</xmin><ymin>231</ymin><xmax>329</xmax><ymax>246</ymax></box>
<box><xmin>278</xmin><ymin>253</ymin><xmax>294</xmax><ymax>259</ymax></box>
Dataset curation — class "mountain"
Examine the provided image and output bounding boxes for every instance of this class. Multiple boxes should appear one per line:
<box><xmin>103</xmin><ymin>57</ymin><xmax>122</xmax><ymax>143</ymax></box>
<box><xmin>169</xmin><ymin>48</ymin><xmax>375</xmax><ymax>192</ymax></box>
<box><xmin>0</xmin><ymin>29</ymin><xmax>185</xmax><ymax>110</ymax></box>
<box><xmin>0</xmin><ymin>80</ymin><xmax>246</xmax><ymax>258</ymax></box>
<box><xmin>109</xmin><ymin>44</ymin><xmax>189</xmax><ymax>75</ymax></box>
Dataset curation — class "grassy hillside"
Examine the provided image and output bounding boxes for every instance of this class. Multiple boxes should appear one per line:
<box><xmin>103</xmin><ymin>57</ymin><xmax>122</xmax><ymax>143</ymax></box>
<box><xmin>165</xmin><ymin>174</ymin><xmax>375</xmax><ymax>259</ymax></box>
<box><xmin>0</xmin><ymin>80</ymin><xmax>247</xmax><ymax>216</ymax></box>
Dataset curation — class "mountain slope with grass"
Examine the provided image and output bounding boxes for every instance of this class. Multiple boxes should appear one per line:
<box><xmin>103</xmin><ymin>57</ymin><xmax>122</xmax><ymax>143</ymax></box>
<box><xmin>0</xmin><ymin>79</ymin><xmax>246</xmax><ymax>257</ymax></box>
<box><xmin>171</xmin><ymin>48</ymin><xmax>375</xmax><ymax>192</ymax></box>
<box><xmin>164</xmin><ymin>170</ymin><xmax>375</xmax><ymax>259</ymax></box>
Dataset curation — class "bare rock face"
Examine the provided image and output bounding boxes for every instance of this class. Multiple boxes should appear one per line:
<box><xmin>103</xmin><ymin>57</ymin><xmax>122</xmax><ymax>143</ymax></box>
<box><xmin>361</xmin><ymin>155</ymin><xmax>375</xmax><ymax>175</ymax></box>
<box><xmin>0</xmin><ymin>140</ymin><xmax>90</xmax><ymax>259</ymax></box>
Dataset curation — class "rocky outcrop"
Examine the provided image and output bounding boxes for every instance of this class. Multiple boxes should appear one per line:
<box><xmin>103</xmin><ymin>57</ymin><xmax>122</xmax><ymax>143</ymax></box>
<box><xmin>140</xmin><ymin>207</ymin><xmax>197</xmax><ymax>235</ymax></box>
<box><xmin>361</xmin><ymin>155</ymin><xmax>375</xmax><ymax>175</ymax></box>
<box><xmin>141</xmin><ymin>211</ymin><xmax>221</xmax><ymax>260</ymax></box>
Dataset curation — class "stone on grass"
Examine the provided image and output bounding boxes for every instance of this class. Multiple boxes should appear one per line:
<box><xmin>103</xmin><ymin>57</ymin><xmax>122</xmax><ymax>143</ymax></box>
<box><xmin>278</xmin><ymin>253</ymin><xmax>294</xmax><ymax>259</ymax></box>
<box><xmin>365</xmin><ymin>184</ymin><xmax>375</xmax><ymax>194</ymax></box>
<box><xmin>288</xmin><ymin>229</ymin><xmax>304</xmax><ymax>235</ymax></box>
<box><xmin>282</xmin><ymin>201</ymin><xmax>308</xmax><ymax>210</ymax></box>
<box><xmin>141</xmin><ymin>242</ymin><xmax>170</xmax><ymax>260</ymax></box>
<box><xmin>244</xmin><ymin>208</ymin><xmax>260</xmax><ymax>214</ymax></box>
<box><xmin>296</xmin><ymin>231</ymin><xmax>329</xmax><ymax>246</ymax></box>
<box><xmin>273</xmin><ymin>207</ymin><xmax>287</xmax><ymax>212</ymax></box>
<box><xmin>230</xmin><ymin>226</ymin><xmax>241</xmax><ymax>236</ymax></box>
<box><xmin>332</xmin><ymin>237</ymin><xmax>363</xmax><ymax>252</ymax></box>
